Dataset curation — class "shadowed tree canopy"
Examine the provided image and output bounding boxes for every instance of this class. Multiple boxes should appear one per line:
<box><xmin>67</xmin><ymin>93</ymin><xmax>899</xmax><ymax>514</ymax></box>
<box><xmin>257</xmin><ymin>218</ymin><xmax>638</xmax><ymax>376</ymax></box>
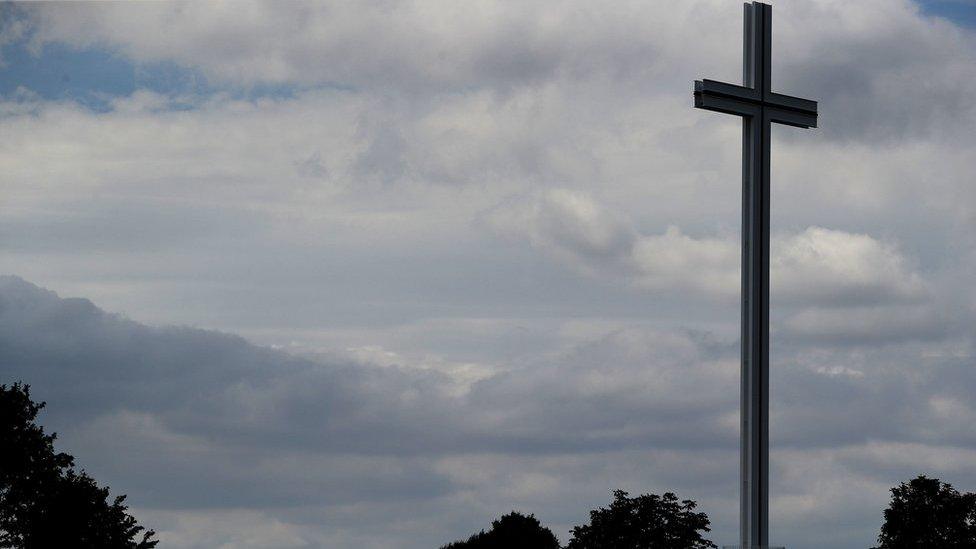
<box><xmin>567</xmin><ymin>490</ymin><xmax>716</xmax><ymax>549</ymax></box>
<box><xmin>0</xmin><ymin>382</ymin><xmax>158</xmax><ymax>549</ymax></box>
<box><xmin>874</xmin><ymin>475</ymin><xmax>976</xmax><ymax>549</ymax></box>
<box><xmin>440</xmin><ymin>511</ymin><xmax>561</xmax><ymax>549</ymax></box>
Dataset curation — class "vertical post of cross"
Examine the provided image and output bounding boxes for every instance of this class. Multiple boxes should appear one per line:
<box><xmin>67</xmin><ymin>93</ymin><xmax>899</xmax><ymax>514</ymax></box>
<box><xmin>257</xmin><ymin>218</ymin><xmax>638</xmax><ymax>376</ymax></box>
<box><xmin>740</xmin><ymin>3</ymin><xmax>769</xmax><ymax>547</ymax></box>
<box><xmin>694</xmin><ymin>3</ymin><xmax>817</xmax><ymax>548</ymax></box>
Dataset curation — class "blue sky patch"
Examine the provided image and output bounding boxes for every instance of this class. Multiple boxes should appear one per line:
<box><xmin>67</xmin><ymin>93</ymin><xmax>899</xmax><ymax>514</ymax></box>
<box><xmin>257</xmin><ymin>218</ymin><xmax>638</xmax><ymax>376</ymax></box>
<box><xmin>0</xmin><ymin>21</ymin><xmax>300</xmax><ymax>111</ymax></box>
<box><xmin>918</xmin><ymin>0</ymin><xmax>976</xmax><ymax>27</ymax></box>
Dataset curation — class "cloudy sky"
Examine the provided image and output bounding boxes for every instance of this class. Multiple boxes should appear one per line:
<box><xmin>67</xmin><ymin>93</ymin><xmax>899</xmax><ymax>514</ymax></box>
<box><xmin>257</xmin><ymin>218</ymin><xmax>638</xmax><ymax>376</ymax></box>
<box><xmin>1</xmin><ymin>1</ymin><xmax>975</xmax><ymax>547</ymax></box>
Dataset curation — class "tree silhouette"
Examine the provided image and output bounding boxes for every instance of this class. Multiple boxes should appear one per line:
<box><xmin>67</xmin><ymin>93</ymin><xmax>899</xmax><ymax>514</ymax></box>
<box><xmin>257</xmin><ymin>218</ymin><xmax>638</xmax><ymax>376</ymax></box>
<box><xmin>0</xmin><ymin>382</ymin><xmax>158</xmax><ymax>548</ymax></box>
<box><xmin>874</xmin><ymin>475</ymin><xmax>976</xmax><ymax>549</ymax></box>
<box><xmin>567</xmin><ymin>490</ymin><xmax>716</xmax><ymax>549</ymax></box>
<box><xmin>440</xmin><ymin>511</ymin><xmax>561</xmax><ymax>549</ymax></box>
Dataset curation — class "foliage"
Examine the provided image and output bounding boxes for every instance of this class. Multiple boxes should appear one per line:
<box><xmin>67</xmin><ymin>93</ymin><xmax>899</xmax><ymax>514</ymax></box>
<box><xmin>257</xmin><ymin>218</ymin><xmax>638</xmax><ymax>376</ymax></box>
<box><xmin>440</xmin><ymin>511</ymin><xmax>561</xmax><ymax>549</ymax></box>
<box><xmin>566</xmin><ymin>490</ymin><xmax>716</xmax><ymax>549</ymax></box>
<box><xmin>874</xmin><ymin>475</ymin><xmax>976</xmax><ymax>549</ymax></box>
<box><xmin>0</xmin><ymin>382</ymin><xmax>158</xmax><ymax>548</ymax></box>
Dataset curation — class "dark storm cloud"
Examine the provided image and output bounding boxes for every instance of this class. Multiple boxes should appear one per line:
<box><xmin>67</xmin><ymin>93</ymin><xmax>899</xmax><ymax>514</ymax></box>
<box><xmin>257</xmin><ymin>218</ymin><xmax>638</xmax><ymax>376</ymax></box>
<box><xmin>0</xmin><ymin>275</ymin><xmax>458</xmax><ymax>453</ymax></box>
<box><xmin>3</xmin><ymin>275</ymin><xmax>974</xmax><ymax>470</ymax></box>
<box><xmin>2</xmin><ymin>276</ymin><xmax>975</xmax><ymax>548</ymax></box>
<box><xmin>1</xmin><ymin>275</ymin><xmax>737</xmax><ymax>459</ymax></box>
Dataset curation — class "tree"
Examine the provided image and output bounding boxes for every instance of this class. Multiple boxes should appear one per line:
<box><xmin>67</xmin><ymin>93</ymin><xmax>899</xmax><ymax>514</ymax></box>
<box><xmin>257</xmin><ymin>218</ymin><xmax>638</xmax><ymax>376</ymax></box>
<box><xmin>441</xmin><ymin>511</ymin><xmax>561</xmax><ymax>549</ymax></box>
<box><xmin>0</xmin><ymin>382</ymin><xmax>158</xmax><ymax>548</ymax></box>
<box><xmin>567</xmin><ymin>490</ymin><xmax>716</xmax><ymax>549</ymax></box>
<box><xmin>874</xmin><ymin>475</ymin><xmax>976</xmax><ymax>549</ymax></box>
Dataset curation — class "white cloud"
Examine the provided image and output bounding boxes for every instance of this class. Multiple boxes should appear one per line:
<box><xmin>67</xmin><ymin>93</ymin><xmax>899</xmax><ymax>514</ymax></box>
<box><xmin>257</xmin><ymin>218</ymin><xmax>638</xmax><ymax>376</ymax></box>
<box><xmin>772</xmin><ymin>227</ymin><xmax>927</xmax><ymax>306</ymax></box>
<box><xmin>487</xmin><ymin>190</ymin><xmax>930</xmax><ymax>309</ymax></box>
<box><xmin>139</xmin><ymin>509</ymin><xmax>319</xmax><ymax>549</ymax></box>
<box><xmin>486</xmin><ymin>189</ymin><xmax>636</xmax><ymax>270</ymax></box>
<box><xmin>780</xmin><ymin>304</ymin><xmax>950</xmax><ymax>344</ymax></box>
<box><xmin>342</xmin><ymin>345</ymin><xmax>497</xmax><ymax>396</ymax></box>
<box><xmin>631</xmin><ymin>226</ymin><xmax>738</xmax><ymax>297</ymax></box>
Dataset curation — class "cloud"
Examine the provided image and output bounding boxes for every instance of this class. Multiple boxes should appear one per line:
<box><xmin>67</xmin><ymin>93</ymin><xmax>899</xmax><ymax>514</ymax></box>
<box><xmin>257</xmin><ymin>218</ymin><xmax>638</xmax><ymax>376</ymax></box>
<box><xmin>143</xmin><ymin>509</ymin><xmax>316</xmax><ymax>549</ymax></box>
<box><xmin>779</xmin><ymin>304</ymin><xmax>951</xmax><ymax>344</ymax></box>
<box><xmin>772</xmin><ymin>226</ymin><xmax>927</xmax><ymax>306</ymax></box>
<box><xmin>21</xmin><ymin>1</ymin><xmax>709</xmax><ymax>92</ymax></box>
<box><xmin>0</xmin><ymin>7</ymin><xmax>29</xmax><ymax>67</ymax></box>
<box><xmin>15</xmin><ymin>0</ymin><xmax>975</xmax><ymax>144</ymax></box>
<box><xmin>3</xmin><ymin>277</ymin><xmax>976</xmax><ymax>548</ymax></box>
<box><xmin>774</xmin><ymin>0</ymin><xmax>976</xmax><ymax>141</ymax></box>
<box><xmin>1</xmin><ymin>4</ymin><xmax>971</xmax><ymax>340</ymax></box>
<box><xmin>631</xmin><ymin>226</ymin><xmax>739</xmax><ymax>297</ymax></box>
<box><xmin>486</xmin><ymin>190</ymin><xmax>929</xmax><ymax>308</ymax></box>
<box><xmin>2</xmin><ymin>1</ymin><xmax>975</xmax><ymax>548</ymax></box>
<box><xmin>486</xmin><ymin>189</ymin><xmax>637</xmax><ymax>270</ymax></box>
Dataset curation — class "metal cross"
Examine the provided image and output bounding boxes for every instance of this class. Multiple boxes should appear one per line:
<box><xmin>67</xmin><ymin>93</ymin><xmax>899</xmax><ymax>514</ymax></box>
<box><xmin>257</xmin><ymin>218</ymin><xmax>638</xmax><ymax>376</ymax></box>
<box><xmin>693</xmin><ymin>3</ymin><xmax>817</xmax><ymax>548</ymax></box>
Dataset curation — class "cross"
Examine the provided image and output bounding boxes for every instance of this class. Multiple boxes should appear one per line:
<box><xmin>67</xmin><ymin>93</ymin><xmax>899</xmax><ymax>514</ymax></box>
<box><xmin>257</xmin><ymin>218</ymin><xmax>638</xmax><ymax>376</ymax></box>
<box><xmin>693</xmin><ymin>3</ymin><xmax>817</xmax><ymax>549</ymax></box>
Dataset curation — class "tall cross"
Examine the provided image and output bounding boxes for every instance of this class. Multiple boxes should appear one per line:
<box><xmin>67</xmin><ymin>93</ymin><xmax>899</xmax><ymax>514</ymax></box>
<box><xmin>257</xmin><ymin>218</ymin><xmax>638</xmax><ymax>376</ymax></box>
<box><xmin>693</xmin><ymin>3</ymin><xmax>817</xmax><ymax>548</ymax></box>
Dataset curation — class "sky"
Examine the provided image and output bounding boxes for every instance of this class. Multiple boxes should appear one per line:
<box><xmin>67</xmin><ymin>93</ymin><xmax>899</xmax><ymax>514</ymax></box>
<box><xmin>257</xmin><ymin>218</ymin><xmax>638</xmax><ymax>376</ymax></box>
<box><xmin>1</xmin><ymin>1</ymin><xmax>975</xmax><ymax>548</ymax></box>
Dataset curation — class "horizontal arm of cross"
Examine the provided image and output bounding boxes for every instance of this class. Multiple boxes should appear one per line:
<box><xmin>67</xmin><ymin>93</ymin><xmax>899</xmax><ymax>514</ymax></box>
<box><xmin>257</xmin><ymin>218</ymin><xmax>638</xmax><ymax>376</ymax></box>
<box><xmin>694</xmin><ymin>79</ymin><xmax>817</xmax><ymax>129</ymax></box>
<box><xmin>694</xmin><ymin>84</ymin><xmax>759</xmax><ymax>118</ymax></box>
